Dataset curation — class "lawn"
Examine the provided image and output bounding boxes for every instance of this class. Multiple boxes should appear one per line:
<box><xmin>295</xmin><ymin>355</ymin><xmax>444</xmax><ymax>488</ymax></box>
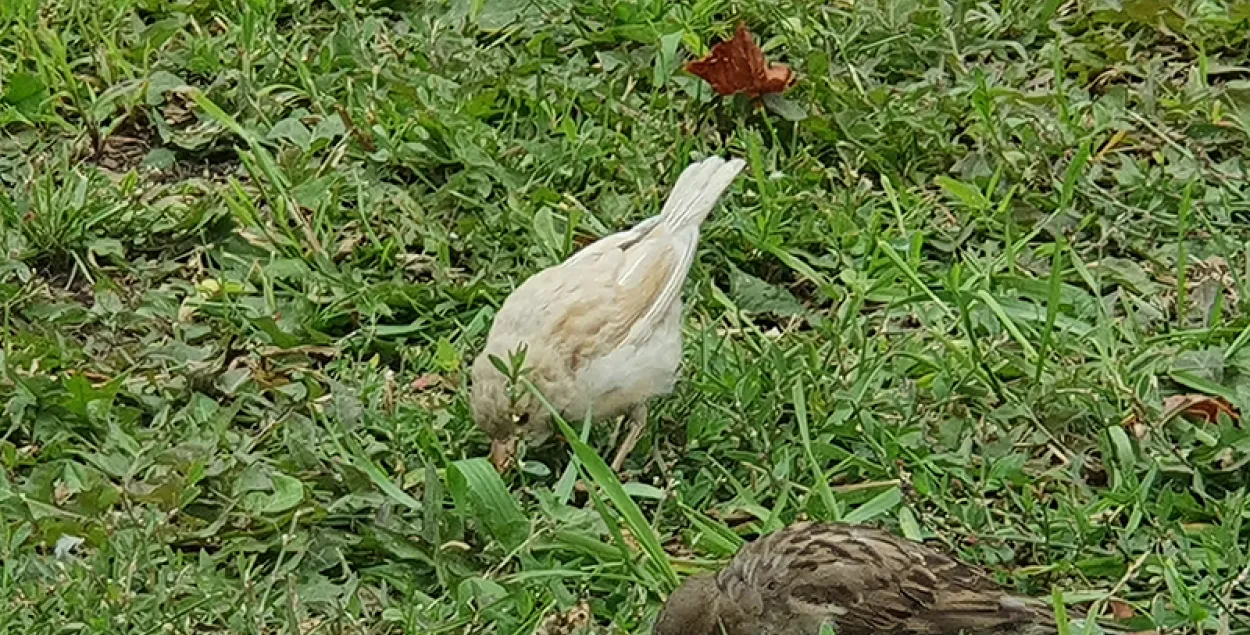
<box><xmin>2</xmin><ymin>0</ymin><xmax>1249</xmax><ymax>633</ymax></box>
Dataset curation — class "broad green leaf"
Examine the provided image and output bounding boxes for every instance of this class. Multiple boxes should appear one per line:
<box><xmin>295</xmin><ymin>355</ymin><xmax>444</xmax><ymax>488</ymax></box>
<box><xmin>729</xmin><ymin>264</ymin><xmax>805</xmax><ymax>317</ymax></box>
<box><xmin>762</xmin><ymin>93</ymin><xmax>807</xmax><ymax>121</ymax></box>
<box><xmin>435</xmin><ymin>337</ymin><xmax>460</xmax><ymax>371</ymax></box>
<box><xmin>268</xmin><ymin>117</ymin><xmax>312</xmax><ymax>151</ymax></box>
<box><xmin>935</xmin><ymin>176</ymin><xmax>989</xmax><ymax>211</ymax></box>
<box><xmin>448</xmin><ymin>458</ymin><xmax>528</xmax><ymax>550</ymax></box>
<box><xmin>263</xmin><ymin>473</ymin><xmax>305</xmax><ymax>513</ymax></box>
<box><xmin>653</xmin><ymin>30</ymin><xmax>684</xmax><ymax>88</ymax></box>
<box><xmin>897</xmin><ymin>506</ymin><xmax>924</xmax><ymax>541</ymax></box>
<box><xmin>144</xmin><ymin>70</ymin><xmax>186</xmax><ymax>104</ymax></box>
<box><xmin>532</xmin><ymin>206</ymin><xmax>561</xmax><ymax>257</ymax></box>
<box><xmin>215</xmin><ymin>367</ymin><xmax>252</xmax><ymax>395</ymax></box>
<box><xmin>1106</xmin><ymin>426</ymin><xmax>1136</xmax><ymax>474</ymax></box>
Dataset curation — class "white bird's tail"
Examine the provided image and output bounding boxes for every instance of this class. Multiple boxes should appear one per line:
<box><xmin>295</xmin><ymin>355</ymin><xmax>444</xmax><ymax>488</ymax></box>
<box><xmin>613</xmin><ymin>155</ymin><xmax>746</xmax><ymax>349</ymax></box>
<box><xmin>657</xmin><ymin>156</ymin><xmax>747</xmax><ymax>232</ymax></box>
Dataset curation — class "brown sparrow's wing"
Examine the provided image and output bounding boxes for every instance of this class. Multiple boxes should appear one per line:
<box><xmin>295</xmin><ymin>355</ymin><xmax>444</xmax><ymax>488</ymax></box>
<box><xmin>716</xmin><ymin>522</ymin><xmax>1040</xmax><ymax>635</ymax></box>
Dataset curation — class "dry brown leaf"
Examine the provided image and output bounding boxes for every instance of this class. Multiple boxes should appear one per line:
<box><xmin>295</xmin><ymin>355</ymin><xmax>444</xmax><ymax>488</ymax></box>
<box><xmin>334</xmin><ymin>233</ymin><xmax>362</xmax><ymax>260</ymax></box>
<box><xmin>1108</xmin><ymin>599</ymin><xmax>1135</xmax><ymax>620</ymax></box>
<box><xmin>1162</xmin><ymin>393</ymin><xmax>1238</xmax><ymax>423</ymax></box>
<box><xmin>410</xmin><ymin>373</ymin><xmax>443</xmax><ymax>391</ymax></box>
<box><xmin>685</xmin><ymin>23</ymin><xmax>794</xmax><ymax>98</ymax></box>
<box><xmin>53</xmin><ymin>482</ymin><xmax>73</xmax><ymax>505</ymax></box>
<box><xmin>537</xmin><ymin>601</ymin><xmax>592</xmax><ymax>635</ymax></box>
<box><xmin>1131</xmin><ymin>393</ymin><xmax>1238</xmax><ymax>439</ymax></box>
<box><xmin>619</xmin><ymin>526</ymin><xmax>643</xmax><ymax>554</ymax></box>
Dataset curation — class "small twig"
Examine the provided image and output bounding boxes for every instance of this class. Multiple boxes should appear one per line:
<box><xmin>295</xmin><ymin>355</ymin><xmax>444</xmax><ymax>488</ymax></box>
<box><xmin>335</xmin><ymin>104</ymin><xmax>376</xmax><ymax>152</ymax></box>
<box><xmin>1104</xmin><ymin>548</ymin><xmax>1151</xmax><ymax>600</ymax></box>
<box><xmin>1217</xmin><ymin>561</ymin><xmax>1250</xmax><ymax>635</ymax></box>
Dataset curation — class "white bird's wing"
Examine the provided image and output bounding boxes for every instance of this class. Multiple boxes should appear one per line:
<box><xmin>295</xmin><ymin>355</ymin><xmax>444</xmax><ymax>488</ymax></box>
<box><xmin>616</xmin><ymin>156</ymin><xmax>745</xmax><ymax>348</ymax></box>
<box><xmin>497</xmin><ymin>156</ymin><xmax>745</xmax><ymax>370</ymax></box>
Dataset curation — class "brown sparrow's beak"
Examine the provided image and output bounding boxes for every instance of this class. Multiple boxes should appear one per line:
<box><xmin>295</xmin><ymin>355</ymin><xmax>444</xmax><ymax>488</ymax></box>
<box><xmin>489</xmin><ymin>437</ymin><xmax>518</xmax><ymax>473</ymax></box>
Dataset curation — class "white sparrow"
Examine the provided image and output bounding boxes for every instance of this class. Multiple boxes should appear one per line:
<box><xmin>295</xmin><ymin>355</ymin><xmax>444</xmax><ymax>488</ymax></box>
<box><xmin>655</xmin><ymin>521</ymin><xmax>1099</xmax><ymax>635</ymax></box>
<box><xmin>470</xmin><ymin>155</ymin><xmax>746</xmax><ymax>471</ymax></box>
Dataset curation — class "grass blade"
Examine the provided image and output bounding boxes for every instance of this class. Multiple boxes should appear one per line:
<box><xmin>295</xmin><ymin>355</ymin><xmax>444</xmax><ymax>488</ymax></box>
<box><xmin>976</xmin><ymin>290</ymin><xmax>1039</xmax><ymax>361</ymax></box>
<box><xmin>877</xmin><ymin>238</ymin><xmax>954</xmax><ymax>318</ymax></box>
<box><xmin>321</xmin><ymin>410</ymin><xmax>422</xmax><ymax>511</ymax></box>
<box><xmin>1034</xmin><ymin>239</ymin><xmax>1067</xmax><ymax>383</ymax></box>
<box><xmin>527</xmin><ymin>381</ymin><xmax>678</xmax><ymax>589</ymax></box>
<box><xmin>794</xmin><ymin>380</ymin><xmax>839</xmax><ymax>520</ymax></box>
<box><xmin>841</xmin><ymin>486</ymin><xmax>902</xmax><ymax>525</ymax></box>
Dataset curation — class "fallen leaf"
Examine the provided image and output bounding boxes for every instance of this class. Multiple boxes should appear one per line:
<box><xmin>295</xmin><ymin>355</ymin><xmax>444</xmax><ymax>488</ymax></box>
<box><xmin>685</xmin><ymin>23</ymin><xmax>794</xmax><ymax>98</ymax></box>
<box><xmin>1163</xmin><ymin>393</ymin><xmax>1238</xmax><ymax>423</ymax></box>
<box><xmin>1108</xmin><ymin>599</ymin><xmax>1135</xmax><ymax>620</ymax></box>
<box><xmin>334</xmin><ymin>233</ymin><xmax>362</xmax><ymax>260</ymax></box>
<box><xmin>410</xmin><ymin>373</ymin><xmax>443</xmax><ymax>391</ymax></box>
<box><xmin>53</xmin><ymin>482</ymin><xmax>73</xmax><ymax>505</ymax></box>
<box><xmin>537</xmin><ymin>600</ymin><xmax>592</xmax><ymax>635</ymax></box>
<box><xmin>1131</xmin><ymin>393</ymin><xmax>1238</xmax><ymax>439</ymax></box>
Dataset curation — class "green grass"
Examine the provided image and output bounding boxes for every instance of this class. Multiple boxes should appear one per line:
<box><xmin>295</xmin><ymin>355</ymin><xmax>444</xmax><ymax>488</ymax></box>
<box><xmin>2</xmin><ymin>0</ymin><xmax>1249</xmax><ymax>632</ymax></box>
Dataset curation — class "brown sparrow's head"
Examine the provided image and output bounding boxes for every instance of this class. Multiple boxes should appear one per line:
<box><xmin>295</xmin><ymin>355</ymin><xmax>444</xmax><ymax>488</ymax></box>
<box><xmin>653</xmin><ymin>574</ymin><xmax>725</xmax><ymax>635</ymax></box>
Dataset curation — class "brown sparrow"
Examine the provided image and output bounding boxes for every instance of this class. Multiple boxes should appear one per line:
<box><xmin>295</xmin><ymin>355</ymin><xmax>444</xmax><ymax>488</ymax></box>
<box><xmin>655</xmin><ymin>522</ymin><xmax>1097</xmax><ymax>635</ymax></box>
<box><xmin>470</xmin><ymin>155</ymin><xmax>746</xmax><ymax>471</ymax></box>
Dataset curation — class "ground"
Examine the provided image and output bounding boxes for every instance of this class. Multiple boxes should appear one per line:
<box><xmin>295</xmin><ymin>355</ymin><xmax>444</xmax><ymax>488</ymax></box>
<box><xmin>2</xmin><ymin>0</ymin><xmax>1249</xmax><ymax>633</ymax></box>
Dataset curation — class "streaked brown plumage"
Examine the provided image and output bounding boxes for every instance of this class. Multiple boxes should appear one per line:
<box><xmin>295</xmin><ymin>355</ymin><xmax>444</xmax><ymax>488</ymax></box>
<box><xmin>470</xmin><ymin>156</ymin><xmax>746</xmax><ymax>471</ymax></box>
<box><xmin>655</xmin><ymin>522</ymin><xmax>1084</xmax><ymax>635</ymax></box>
